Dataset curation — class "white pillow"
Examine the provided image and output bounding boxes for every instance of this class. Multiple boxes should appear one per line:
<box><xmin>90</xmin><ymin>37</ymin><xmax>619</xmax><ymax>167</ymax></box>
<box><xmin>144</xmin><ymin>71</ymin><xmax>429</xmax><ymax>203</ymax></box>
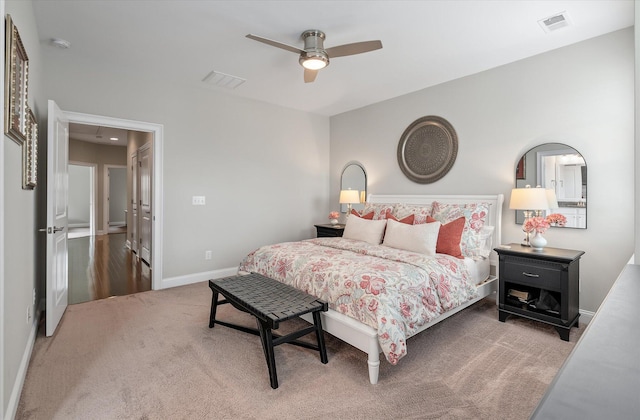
<box><xmin>471</xmin><ymin>226</ymin><xmax>495</xmax><ymax>258</ymax></box>
<box><xmin>342</xmin><ymin>216</ymin><xmax>387</xmax><ymax>245</ymax></box>
<box><xmin>383</xmin><ymin>218</ymin><xmax>441</xmax><ymax>255</ymax></box>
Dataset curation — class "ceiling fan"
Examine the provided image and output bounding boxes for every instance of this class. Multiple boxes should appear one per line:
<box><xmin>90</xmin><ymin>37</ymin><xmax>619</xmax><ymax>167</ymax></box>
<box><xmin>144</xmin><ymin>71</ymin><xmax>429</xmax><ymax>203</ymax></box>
<box><xmin>246</xmin><ymin>30</ymin><xmax>383</xmax><ymax>83</ymax></box>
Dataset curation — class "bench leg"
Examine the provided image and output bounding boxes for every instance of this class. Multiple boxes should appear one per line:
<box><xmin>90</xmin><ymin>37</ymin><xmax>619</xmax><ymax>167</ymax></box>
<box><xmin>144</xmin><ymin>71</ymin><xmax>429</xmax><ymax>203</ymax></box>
<box><xmin>209</xmin><ymin>290</ymin><xmax>219</xmax><ymax>328</ymax></box>
<box><xmin>256</xmin><ymin>318</ymin><xmax>278</xmax><ymax>389</ymax></box>
<box><xmin>312</xmin><ymin>311</ymin><xmax>328</xmax><ymax>364</ymax></box>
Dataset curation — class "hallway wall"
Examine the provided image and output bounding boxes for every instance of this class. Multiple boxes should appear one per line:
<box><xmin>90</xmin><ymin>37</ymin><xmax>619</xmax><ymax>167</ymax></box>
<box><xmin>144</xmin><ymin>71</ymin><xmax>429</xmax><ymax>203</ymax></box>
<box><xmin>68</xmin><ymin>139</ymin><xmax>127</xmax><ymax>234</ymax></box>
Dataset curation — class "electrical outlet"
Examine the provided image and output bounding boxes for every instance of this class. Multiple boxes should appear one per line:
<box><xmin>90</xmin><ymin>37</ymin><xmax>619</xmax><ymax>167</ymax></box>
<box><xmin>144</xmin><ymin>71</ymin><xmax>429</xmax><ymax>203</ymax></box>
<box><xmin>33</xmin><ymin>288</ymin><xmax>36</xmax><ymax>305</ymax></box>
<box><xmin>192</xmin><ymin>196</ymin><xmax>206</xmax><ymax>205</ymax></box>
<box><xmin>205</xmin><ymin>250</ymin><xmax>212</xmax><ymax>260</ymax></box>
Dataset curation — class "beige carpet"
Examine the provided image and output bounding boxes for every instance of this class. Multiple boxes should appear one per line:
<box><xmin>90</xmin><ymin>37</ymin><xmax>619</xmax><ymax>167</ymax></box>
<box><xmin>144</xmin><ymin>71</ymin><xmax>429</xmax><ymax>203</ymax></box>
<box><xmin>16</xmin><ymin>282</ymin><xmax>582</xmax><ymax>419</ymax></box>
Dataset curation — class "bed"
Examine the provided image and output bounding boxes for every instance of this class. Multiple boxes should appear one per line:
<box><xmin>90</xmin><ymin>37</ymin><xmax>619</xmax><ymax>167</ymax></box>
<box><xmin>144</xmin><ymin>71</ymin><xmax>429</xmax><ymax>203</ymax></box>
<box><xmin>239</xmin><ymin>194</ymin><xmax>504</xmax><ymax>384</ymax></box>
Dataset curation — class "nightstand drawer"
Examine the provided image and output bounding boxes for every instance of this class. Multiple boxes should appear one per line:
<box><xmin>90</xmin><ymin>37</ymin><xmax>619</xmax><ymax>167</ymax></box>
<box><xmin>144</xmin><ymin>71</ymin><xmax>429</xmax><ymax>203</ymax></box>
<box><xmin>314</xmin><ymin>224</ymin><xmax>345</xmax><ymax>238</ymax></box>
<box><xmin>502</xmin><ymin>258</ymin><xmax>562</xmax><ymax>291</ymax></box>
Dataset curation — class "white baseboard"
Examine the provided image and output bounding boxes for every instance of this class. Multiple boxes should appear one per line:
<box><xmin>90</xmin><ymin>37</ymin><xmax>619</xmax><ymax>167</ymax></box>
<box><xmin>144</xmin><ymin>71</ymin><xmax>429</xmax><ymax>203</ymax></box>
<box><xmin>5</xmin><ymin>312</ymin><xmax>39</xmax><ymax>420</ymax></box>
<box><xmin>160</xmin><ymin>267</ymin><xmax>238</xmax><ymax>290</ymax></box>
<box><xmin>579</xmin><ymin>309</ymin><xmax>595</xmax><ymax>325</ymax></box>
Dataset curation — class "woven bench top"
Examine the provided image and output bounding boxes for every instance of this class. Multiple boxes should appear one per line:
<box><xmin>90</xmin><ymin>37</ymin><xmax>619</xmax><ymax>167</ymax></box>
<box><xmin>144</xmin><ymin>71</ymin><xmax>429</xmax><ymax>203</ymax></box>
<box><xmin>209</xmin><ymin>273</ymin><xmax>328</xmax><ymax>329</ymax></box>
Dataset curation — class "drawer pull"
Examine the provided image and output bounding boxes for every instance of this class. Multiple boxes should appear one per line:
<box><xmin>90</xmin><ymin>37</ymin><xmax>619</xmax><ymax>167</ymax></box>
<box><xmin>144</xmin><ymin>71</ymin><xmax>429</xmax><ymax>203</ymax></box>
<box><xmin>522</xmin><ymin>272</ymin><xmax>540</xmax><ymax>278</ymax></box>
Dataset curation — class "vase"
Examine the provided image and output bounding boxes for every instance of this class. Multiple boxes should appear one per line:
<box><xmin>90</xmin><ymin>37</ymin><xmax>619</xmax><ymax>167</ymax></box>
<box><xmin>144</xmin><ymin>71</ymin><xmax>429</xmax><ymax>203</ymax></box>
<box><xmin>530</xmin><ymin>232</ymin><xmax>547</xmax><ymax>251</ymax></box>
<box><xmin>330</xmin><ymin>219</ymin><xmax>338</xmax><ymax>225</ymax></box>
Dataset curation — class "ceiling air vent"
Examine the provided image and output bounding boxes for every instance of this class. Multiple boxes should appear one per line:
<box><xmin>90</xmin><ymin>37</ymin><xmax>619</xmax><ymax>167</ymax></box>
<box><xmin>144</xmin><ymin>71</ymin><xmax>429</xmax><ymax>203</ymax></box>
<box><xmin>538</xmin><ymin>11</ymin><xmax>571</xmax><ymax>33</ymax></box>
<box><xmin>202</xmin><ymin>70</ymin><xmax>246</xmax><ymax>89</ymax></box>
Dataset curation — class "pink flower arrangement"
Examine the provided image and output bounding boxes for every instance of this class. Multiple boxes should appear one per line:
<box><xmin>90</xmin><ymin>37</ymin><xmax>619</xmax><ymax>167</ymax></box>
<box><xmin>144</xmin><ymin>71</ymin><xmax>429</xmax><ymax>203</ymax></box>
<box><xmin>546</xmin><ymin>213</ymin><xmax>567</xmax><ymax>227</ymax></box>
<box><xmin>523</xmin><ymin>216</ymin><xmax>550</xmax><ymax>234</ymax></box>
<box><xmin>328</xmin><ymin>211</ymin><xmax>340</xmax><ymax>220</ymax></box>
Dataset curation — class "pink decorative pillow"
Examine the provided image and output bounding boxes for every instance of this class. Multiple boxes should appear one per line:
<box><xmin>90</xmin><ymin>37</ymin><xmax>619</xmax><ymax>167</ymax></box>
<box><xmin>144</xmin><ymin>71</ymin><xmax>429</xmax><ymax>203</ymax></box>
<box><xmin>362</xmin><ymin>203</ymin><xmax>394</xmax><ymax>220</ymax></box>
<box><xmin>431</xmin><ymin>202</ymin><xmax>490</xmax><ymax>258</ymax></box>
<box><xmin>427</xmin><ymin>216</ymin><xmax>465</xmax><ymax>259</ymax></box>
<box><xmin>392</xmin><ymin>203</ymin><xmax>433</xmax><ymax>224</ymax></box>
<box><xmin>385</xmin><ymin>210</ymin><xmax>415</xmax><ymax>225</ymax></box>
<box><xmin>350</xmin><ymin>209</ymin><xmax>374</xmax><ymax>219</ymax></box>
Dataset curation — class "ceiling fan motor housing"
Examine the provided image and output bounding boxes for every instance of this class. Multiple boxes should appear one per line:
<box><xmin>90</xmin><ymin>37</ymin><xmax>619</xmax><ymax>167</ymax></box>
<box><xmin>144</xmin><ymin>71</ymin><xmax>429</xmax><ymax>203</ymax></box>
<box><xmin>300</xmin><ymin>30</ymin><xmax>329</xmax><ymax>69</ymax></box>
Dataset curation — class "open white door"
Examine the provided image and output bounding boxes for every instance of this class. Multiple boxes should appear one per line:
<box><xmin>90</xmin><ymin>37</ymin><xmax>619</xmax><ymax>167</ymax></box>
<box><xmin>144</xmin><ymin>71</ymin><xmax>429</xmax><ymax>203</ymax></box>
<box><xmin>139</xmin><ymin>143</ymin><xmax>152</xmax><ymax>265</ymax></box>
<box><xmin>46</xmin><ymin>100</ymin><xmax>70</xmax><ymax>336</ymax></box>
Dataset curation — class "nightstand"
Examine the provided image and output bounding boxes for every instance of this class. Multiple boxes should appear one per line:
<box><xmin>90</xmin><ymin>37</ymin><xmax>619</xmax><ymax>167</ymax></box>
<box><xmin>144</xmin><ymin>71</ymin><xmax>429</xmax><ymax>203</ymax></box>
<box><xmin>495</xmin><ymin>243</ymin><xmax>585</xmax><ymax>341</ymax></box>
<box><xmin>314</xmin><ymin>224</ymin><xmax>345</xmax><ymax>238</ymax></box>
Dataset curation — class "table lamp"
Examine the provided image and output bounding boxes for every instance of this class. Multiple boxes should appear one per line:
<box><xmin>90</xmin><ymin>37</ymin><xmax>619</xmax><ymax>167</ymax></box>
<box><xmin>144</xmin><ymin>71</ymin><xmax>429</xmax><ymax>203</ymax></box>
<box><xmin>339</xmin><ymin>189</ymin><xmax>360</xmax><ymax>216</ymax></box>
<box><xmin>509</xmin><ymin>185</ymin><xmax>550</xmax><ymax>246</ymax></box>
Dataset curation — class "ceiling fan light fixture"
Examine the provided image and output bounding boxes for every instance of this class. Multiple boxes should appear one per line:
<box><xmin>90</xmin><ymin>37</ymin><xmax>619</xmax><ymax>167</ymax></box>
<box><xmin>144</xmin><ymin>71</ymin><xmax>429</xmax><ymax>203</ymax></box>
<box><xmin>300</xmin><ymin>50</ymin><xmax>329</xmax><ymax>70</ymax></box>
<box><xmin>301</xmin><ymin>56</ymin><xmax>327</xmax><ymax>70</ymax></box>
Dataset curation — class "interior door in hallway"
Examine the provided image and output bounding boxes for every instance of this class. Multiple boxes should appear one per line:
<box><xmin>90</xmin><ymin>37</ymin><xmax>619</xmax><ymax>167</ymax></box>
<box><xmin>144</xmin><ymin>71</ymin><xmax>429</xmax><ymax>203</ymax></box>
<box><xmin>46</xmin><ymin>100</ymin><xmax>70</xmax><ymax>336</ymax></box>
<box><xmin>130</xmin><ymin>151</ymin><xmax>138</xmax><ymax>253</ymax></box>
<box><xmin>139</xmin><ymin>143</ymin><xmax>152</xmax><ymax>265</ymax></box>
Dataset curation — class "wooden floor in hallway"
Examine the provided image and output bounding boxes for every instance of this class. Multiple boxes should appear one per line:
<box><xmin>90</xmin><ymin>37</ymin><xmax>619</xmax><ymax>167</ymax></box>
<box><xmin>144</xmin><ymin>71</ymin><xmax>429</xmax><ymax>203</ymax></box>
<box><xmin>68</xmin><ymin>233</ymin><xmax>151</xmax><ymax>304</ymax></box>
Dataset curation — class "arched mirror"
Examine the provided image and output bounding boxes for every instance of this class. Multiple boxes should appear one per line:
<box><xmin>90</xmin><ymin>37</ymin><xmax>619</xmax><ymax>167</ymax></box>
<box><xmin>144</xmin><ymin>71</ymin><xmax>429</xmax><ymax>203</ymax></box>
<box><xmin>515</xmin><ymin>143</ymin><xmax>587</xmax><ymax>228</ymax></box>
<box><xmin>340</xmin><ymin>162</ymin><xmax>367</xmax><ymax>213</ymax></box>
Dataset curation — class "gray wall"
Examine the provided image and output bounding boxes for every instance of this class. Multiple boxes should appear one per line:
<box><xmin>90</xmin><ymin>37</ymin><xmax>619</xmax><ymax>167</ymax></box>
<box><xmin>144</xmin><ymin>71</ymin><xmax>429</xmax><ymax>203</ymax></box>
<box><xmin>2</xmin><ymin>0</ymin><xmax>46</xmax><ymax>416</ymax></box>
<box><xmin>43</xmin><ymin>64</ymin><xmax>331</xmax><ymax>279</ymax></box>
<box><xmin>330</xmin><ymin>28</ymin><xmax>634</xmax><ymax>313</ymax></box>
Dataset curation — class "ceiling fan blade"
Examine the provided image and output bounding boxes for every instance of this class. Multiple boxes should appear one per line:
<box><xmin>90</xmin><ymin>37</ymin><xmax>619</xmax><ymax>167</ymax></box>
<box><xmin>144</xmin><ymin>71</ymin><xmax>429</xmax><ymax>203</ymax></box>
<box><xmin>325</xmin><ymin>40</ymin><xmax>382</xmax><ymax>58</ymax></box>
<box><xmin>304</xmin><ymin>68</ymin><xmax>318</xmax><ymax>83</ymax></box>
<box><xmin>246</xmin><ymin>34</ymin><xmax>304</xmax><ymax>54</ymax></box>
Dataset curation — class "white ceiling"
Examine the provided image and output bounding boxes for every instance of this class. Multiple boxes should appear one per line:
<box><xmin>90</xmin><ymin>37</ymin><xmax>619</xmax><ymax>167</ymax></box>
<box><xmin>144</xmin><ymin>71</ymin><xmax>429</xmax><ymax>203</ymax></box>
<box><xmin>68</xmin><ymin>123</ymin><xmax>129</xmax><ymax>147</ymax></box>
<box><xmin>33</xmin><ymin>1</ymin><xmax>633</xmax><ymax>117</ymax></box>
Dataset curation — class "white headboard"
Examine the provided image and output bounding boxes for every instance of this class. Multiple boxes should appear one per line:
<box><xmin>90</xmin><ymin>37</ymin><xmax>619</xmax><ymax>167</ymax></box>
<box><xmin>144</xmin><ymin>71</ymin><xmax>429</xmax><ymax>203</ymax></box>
<box><xmin>368</xmin><ymin>194</ymin><xmax>504</xmax><ymax>268</ymax></box>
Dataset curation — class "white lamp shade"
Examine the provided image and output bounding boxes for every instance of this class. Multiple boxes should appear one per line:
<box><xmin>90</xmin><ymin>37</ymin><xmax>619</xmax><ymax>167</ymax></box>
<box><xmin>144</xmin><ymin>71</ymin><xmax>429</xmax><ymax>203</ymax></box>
<box><xmin>509</xmin><ymin>187</ymin><xmax>550</xmax><ymax>210</ymax></box>
<box><xmin>339</xmin><ymin>189</ymin><xmax>360</xmax><ymax>204</ymax></box>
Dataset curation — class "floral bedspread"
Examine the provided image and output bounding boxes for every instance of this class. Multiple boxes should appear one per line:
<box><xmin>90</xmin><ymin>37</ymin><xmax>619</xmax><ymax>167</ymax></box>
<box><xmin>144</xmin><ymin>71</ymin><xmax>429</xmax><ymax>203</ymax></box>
<box><xmin>239</xmin><ymin>237</ymin><xmax>478</xmax><ymax>364</ymax></box>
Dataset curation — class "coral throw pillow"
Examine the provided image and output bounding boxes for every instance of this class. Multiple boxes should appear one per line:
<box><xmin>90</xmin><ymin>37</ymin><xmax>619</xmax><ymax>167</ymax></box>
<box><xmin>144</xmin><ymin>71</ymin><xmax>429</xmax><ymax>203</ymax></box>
<box><xmin>350</xmin><ymin>209</ymin><xmax>374</xmax><ymax>219</ymax></box>
<box><xmin>427</xmin><ymin>216</ymin><xmax>465</xmax><ymax>259</ymax></box>
<box><xmin>385</xmin><ymin>210</ymin><xmax>415</xmax><ymax>225</ymax></box>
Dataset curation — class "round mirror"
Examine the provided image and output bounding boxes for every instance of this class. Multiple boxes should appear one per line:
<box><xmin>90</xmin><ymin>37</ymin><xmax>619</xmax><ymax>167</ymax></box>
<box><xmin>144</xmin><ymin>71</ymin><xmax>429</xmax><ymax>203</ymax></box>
<box><xmin>515</xmin><ymin>143</ymin><xmax>586</xmax><ymax>229</ymax></box>
<box><xmin>340</xmin><ymin>162</ymin><xmax>367</xmax><ymax>213</ymax></box>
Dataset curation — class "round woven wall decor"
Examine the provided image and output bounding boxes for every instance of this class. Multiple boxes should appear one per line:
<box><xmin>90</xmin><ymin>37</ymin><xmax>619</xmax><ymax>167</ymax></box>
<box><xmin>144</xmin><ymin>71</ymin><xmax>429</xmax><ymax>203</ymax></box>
<box><xmin>397</xmin><ymin>116</ymin><xmax>458</xmax><ymax>184</ymax></box>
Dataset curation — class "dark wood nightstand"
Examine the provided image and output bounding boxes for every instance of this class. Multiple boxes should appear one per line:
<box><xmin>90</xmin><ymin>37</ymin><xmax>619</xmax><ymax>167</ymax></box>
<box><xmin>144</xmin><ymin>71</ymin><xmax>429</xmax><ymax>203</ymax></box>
<box><xmin>314</xmin><ymin>224</ymin><xmax>345</xmax><ymax>238</ymax></box>
<box><xmin>495</xmin><ymin>243</ymin><xmax>585</xmax><ymax>341</ymax></box>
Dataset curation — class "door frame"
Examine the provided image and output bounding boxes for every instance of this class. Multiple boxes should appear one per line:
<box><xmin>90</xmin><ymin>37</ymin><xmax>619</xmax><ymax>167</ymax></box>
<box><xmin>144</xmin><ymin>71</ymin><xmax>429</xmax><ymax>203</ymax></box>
<box><xmin>0</xmin><ymin>1</ymin><xmax>5</xmax><ymax>416</ymax></box>
<box><xmin>103</xmin><ymin>164</ymin><xmax>127</xmax><ymax>233</ymax></box>
<box><xmin>64</xmin><ymin>111</ymin><xmax>164</xmax><ymax>290</ymax></box>
<box><xmin>68</xmin><ymin>161</ymin><xmax>97</xmax><ymax>237</ymax></box>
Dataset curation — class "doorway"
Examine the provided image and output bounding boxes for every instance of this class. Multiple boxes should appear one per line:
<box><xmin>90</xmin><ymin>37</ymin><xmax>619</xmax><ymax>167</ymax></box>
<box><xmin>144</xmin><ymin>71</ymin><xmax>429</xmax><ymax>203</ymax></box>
<box><xmin>67</xmin><ymin>127</ymin><xmax>151</xmax><ymax>304</ymax></box>
<box><xmin>64</xmin><ymin>111</ymin><xmax>164</xmax><ymax>292</ymax></box>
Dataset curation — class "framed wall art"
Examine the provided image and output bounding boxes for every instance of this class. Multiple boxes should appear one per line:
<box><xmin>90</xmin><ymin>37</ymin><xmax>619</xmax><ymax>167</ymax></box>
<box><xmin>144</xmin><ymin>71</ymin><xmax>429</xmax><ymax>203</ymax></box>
<box><xmin>4</xmin><ymin>14</ymin><xmax>30</xmax><ymax>144</ymax></box>
<box><xmin>397</xmin><ymin>116</ymin><xmax>458</xmax><ymax>184</ymax></box>
<box><xmin>23</xmin><ymin>107</ymin><xmax>37</xmax><ymax>189</ymax></box>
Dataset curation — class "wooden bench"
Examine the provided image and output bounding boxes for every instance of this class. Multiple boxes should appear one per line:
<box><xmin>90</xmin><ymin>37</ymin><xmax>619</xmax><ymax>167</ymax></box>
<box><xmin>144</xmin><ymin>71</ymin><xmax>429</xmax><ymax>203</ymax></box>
<box><xmin>208</xmin><ymin>273</ymin><xmax>329</xmax><ymax>389</ymax></box>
